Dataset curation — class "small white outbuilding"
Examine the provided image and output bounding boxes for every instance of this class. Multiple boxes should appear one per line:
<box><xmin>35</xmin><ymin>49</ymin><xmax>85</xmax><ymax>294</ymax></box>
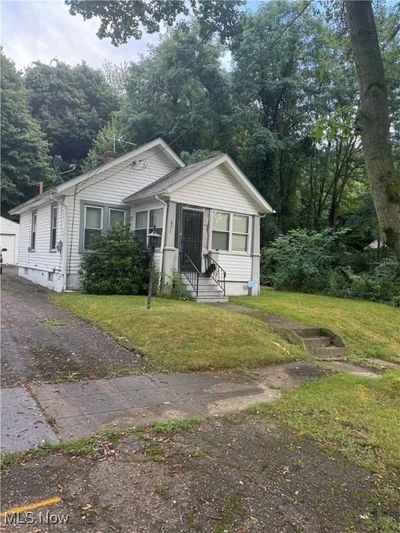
<box><xmin>0</xmin><ymin>216</ymin><xmax>20</xmax><ymax>265</ymax></box>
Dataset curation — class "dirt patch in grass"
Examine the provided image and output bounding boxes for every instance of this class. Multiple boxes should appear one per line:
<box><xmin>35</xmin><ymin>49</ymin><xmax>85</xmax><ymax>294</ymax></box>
<box><xmin>1</xmin><ymin>417</ymin><xmax>397</xmax><ymax>532</ymax></box>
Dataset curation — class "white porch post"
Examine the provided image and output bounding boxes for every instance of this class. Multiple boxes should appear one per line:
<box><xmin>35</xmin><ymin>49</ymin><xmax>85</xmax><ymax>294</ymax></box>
<box><xmin>251</xmin><ymin>215</ymin><xmax>261</xmax><ymax>295</ymax></box>
<box><xmin>162</xmin><ymin>201</ymin><xmax>179</xmax><ymax>278</ymax></box>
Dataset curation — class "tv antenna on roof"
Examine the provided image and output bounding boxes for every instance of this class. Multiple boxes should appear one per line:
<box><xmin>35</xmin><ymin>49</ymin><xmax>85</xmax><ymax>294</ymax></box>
<box><xmin>112</xmin><ymin>135</ymin><xmax>136</xmax><ymax>152</ymax></box>
<box><xmin>51</xmin><ymin>155</ymin><xmax>76</xmax><ymax>182</ymax></box>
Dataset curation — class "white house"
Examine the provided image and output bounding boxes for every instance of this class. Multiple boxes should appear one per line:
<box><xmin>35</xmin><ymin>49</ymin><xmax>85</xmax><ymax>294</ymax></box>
<box><xmin>10</xmin><ymin>138</ymin><xmax>273</xmax><ymax>300</ymax></box>
<box><xmin>0</xmin><ymin>216</ymin><xmax>19</xmax><ymax>265</ymax></box>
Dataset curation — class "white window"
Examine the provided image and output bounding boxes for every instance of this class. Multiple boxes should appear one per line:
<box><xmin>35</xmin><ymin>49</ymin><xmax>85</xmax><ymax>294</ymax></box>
<box><xmin>31</xmin><ymin>211</ymin><xmax>37</xmax><ymax>250</ymax></box>
<box><xmin>212</xmin><ymin>212</ymin><xmax>230</xmax><ymax>250</ymax></box>
<box><xmin>135</xmin><ymin>208</ymin><xmax>163</xmax><ymax>248</ymax></box>
<box><xmin>109</xmin><ymin>208</ymin><xmax>126</xmax><ymax>227</ymax></box>
<box><xmin>84</xmin><ymin>205</ymin><xmax>103</xmax><ymax>250</ymax></box>
<box><xmin>232</xmin><ymin>214</ymin><xmax>249</xmax><ymax>251</ymax></box>
<box><xmin>211</xmin><ymin>211</ymin><xmax>249</xmax><ymax>252</ymax></box>
<box><xmin>50</xmin><ymin>205</ymin><xmax>57</xmax><ymax>250</ymax></box>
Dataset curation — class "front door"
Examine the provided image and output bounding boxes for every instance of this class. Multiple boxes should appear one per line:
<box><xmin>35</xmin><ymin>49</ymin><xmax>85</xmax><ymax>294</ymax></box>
<box><xmin>181</xmin><ymin>209</ymin><xmax>203</xmax><ymax>271</ymax></box>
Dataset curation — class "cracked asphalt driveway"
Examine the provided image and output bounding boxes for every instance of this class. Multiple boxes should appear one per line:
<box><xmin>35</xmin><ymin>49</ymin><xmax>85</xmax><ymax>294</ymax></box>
<box><xmin>1</xmin><ymin>268</ymin><xmax>144</xmax><ymax>387</ymax></box>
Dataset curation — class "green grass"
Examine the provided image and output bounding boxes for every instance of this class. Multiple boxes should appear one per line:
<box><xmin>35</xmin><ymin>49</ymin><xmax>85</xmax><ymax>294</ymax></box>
<box><xmin>232</xmin><ymin>288</ymin><xmax>400</xmax><ymax>363</ymax></box>
<box><xmin>152</xmin><ymin>418</ymin><xmax>200</xmax><ymax>434</ymax></box>
<box><xmin>0</xmin><ymin>427</ymin><xmax>140</xmax><ymax>468</ymax></box>
<box><xmin>249</xmin><ymin>370</ymin><xmax>400</xmax><ymax>484</ymax></box>
<box><xmin>52</xmin><ymin>293</ymin><xmax>307</xmax><ymax>372</ymax></box>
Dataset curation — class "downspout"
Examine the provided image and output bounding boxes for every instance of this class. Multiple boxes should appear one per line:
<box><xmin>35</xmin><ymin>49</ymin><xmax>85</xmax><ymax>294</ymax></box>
<box><xmin>156</xmin><ymin>195</ymin><xmax>168</xmax><ymax>286</ymax></box>
<box><xmin>49</xmin><ymin>192</ymin><xmax>68</xmax><ymax>291</ymax></box>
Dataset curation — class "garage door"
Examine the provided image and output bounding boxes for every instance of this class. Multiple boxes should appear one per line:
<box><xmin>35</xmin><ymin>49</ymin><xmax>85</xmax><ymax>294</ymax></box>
<box><xmin>1</xmin><ymin>234</ymin><xmax>16</xmax><ymax>265</ymax></box>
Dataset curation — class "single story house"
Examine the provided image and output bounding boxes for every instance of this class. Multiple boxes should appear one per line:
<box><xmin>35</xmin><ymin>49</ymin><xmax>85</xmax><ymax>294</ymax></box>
<box><xmin>10</xmin><ymin>138</ymin><xmax>273</xmax><ymax>300</ymax></box>
<box><xmin>0</xmin><ymin>216</ymin><xmax>19</xmax><ymax>265</ymax></box>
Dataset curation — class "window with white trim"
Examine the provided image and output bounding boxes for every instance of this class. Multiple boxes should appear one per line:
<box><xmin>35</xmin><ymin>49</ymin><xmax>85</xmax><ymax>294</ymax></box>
<box><xmin>84</xmin><ymin>205</ymin><xmax>103</xmax><ymax>249</ymax></box>
<box><xmin>135</xmin><ymin>208</ymin><xmax>163</xmax><ymax>248</ymax></box>
<box><xmin>50</xmin><ymin>205</ymin><xmax>57</xmax><ymax>250</ymax></box>
<box><xmin>135</xmin><ymin>211</ymin><xmax>148</xmax><ymax>245</ymax></box>
<box><xmin>211</xmin><ymin>211</ymin><xmax>249</xmax><ymax>252</ymax></box>
<box><xmin>232</xmin><ymin>214</ymin><xmax>249</xmax><ymax>251</ymax></box>
<box><xmin>109</xmin><ymin>208</ymin><xmax>126</xmax><ymax>227</ymax></box>
<box><xmin>31</xmin><ymin>211</ymin><xmax>37</xmax><ymax>250</ymax></box>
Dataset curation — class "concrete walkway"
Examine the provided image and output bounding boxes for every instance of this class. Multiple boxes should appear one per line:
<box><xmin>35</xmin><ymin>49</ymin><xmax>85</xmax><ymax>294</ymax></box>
<box><xmin>1</xmin><ymin>361</ymin><xmax>379</xmax><ymax>453</ymax></box>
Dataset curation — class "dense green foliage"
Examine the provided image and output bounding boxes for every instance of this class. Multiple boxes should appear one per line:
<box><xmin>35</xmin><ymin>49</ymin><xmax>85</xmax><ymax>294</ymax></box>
<box><xmin>24</xmin><ymin>60</ymin><xmax>119</xmax><ymax>168</ymax></box>
<box><xmin>3</xmin><ymin>0</ymin><xmax>400</xmax><ymax>264</ymax></box>
<box><xmin>0</xmin><ymin>53</ymin><xmax>54</xmax><ymax>215</ymax></box>
<box><xmin>66</xmin><ymin>0</ymin><xmax>244</xmax><ymax>44</ymax></box>
<box><xmin>81</xmin><ymin>117</ymin><xmax>125</xmax><ymax>172</ymax></box>
<box><xmin>79</xmin><ymin>225</ymin><xmax>149</xmax><ymax>295</ymax></box>
<box><xmin>261</xmin><ymin>229</ymin><xmax>400</xmax><ymax>306</ymax></box>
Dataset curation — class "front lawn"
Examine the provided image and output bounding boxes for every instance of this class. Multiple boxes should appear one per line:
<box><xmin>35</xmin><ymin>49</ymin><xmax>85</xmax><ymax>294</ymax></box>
<box><xmin>53</xmin><ymin>294</ymin><xmax>306</xmax><ymax>372</ymax></box>
<box><xmin>250</xmin><ymin>370</ymin><xmax>400</xmax><ymax>513</ymax></box>
<box><xmin>232</xmin><ymin>289</ymin><xmax>400</xmax><ymax>363</ymax></box>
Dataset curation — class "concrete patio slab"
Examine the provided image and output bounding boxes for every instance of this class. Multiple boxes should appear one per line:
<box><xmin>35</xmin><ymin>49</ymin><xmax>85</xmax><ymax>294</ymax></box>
<box><xmin>30</xmin><ymin>372</ymin><xmax>270</xmax><ymax>440</ymax></box>
<box><xmin>1</xmin><ymin>387</ymin><xmax>59</xmax><ymax>452</ymax></box>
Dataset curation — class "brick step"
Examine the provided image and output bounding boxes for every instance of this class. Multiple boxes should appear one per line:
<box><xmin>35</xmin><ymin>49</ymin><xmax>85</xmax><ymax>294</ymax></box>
<box><xmin>311</xmin><ymin>346</ymin><xmax>347</xmax><ymax>359</ymax></box>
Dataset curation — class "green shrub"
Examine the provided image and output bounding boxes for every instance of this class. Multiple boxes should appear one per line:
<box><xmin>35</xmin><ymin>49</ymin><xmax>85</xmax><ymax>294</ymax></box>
<box><xmin>80</xmin><ymin>224</ymin><xmax>149</xmax><ymax>294</ymax></box>
<box><xmin>261</xmin><ymin>229</ymin><xmax>400</xmax><ymax>306</ymax></box>
<box><xmin>161</xmin><ymin>269</ymin><xmax>191</xmax><ymax>300</ymax></box>
<box><xmin>260</xmin><ymin>229</ymin><xmax>350</xmax><ymax>292</ymax></box>
<box><xmin>348</xmin><ymin>259</ymin><xmax>400</xmax><ymax>306</ymax></box>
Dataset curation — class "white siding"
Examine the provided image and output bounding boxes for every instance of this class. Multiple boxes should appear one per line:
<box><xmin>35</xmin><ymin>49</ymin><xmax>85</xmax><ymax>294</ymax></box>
<box><xmin>18</xmin><ymin>203</ymin><xmax>64</xmax><ymax>272</ymax></box>
<box><xmin>170</xmin><ymin>164</ymin><xmax>260</xmax><ymax>214</ymax></box>
<box><xmin>0</xmin><ymin>216</ymin><xmax>19</xmax><ymax>265</ymax></box>
<box><xmin>214</xmin><ymin>252</ymin><xmax>253</xmax><ymax>282</ymax></box>
<box><xmin>17</xmin><ymin>202</ymin><xmax>65</xmax><ymax>291</ymax></box>
<box><xmin>66</xmin><ymin>148</ymin><xmax>176</xmax><ymax>283</ymax></box>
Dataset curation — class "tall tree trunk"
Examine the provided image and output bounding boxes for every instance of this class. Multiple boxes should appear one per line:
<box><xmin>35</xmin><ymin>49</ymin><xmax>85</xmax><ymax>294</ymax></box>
<box><xmin>345</xmin><ymin>1</ymin><xmax>400</xmax><ymax>259</ymax></box>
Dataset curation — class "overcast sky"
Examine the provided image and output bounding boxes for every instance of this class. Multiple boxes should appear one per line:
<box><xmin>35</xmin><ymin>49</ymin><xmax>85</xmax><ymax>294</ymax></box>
<box><xmin>1</xmin><ymin>0</ymin><xmax>263</xmax><ymax>71</ymax></box>
<box><xmin>1</xmin><ymin>0</ymin><xmax>162</xmax><ymax>70</ymax></box>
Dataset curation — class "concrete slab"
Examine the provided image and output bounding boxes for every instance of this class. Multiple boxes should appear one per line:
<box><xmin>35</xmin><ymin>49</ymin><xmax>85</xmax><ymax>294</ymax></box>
<box><xmin>1</xmin><ymin>387</ymin><xmax>59</xmax><ymax>452</ymax></box>
<box><xmin>30</xmin><ymin>372</ymin><xmax>273</xmax><ymax>441</ymax></box>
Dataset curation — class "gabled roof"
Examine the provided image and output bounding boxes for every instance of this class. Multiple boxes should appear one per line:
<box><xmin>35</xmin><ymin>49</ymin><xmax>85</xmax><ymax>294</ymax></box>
<box><xmin>9</xmin><ymin>138</ymin><xmax>185</xmax><ymax>215</ymax></box>
<box><xmin>124</xmin><ymin>153</ymin><xmax>274</xmax><ymax>214</ymax></box>
<box><xmin>124</xmin><ymin>156</ymin><xmax>222</xmax><ymax>203</ymax></box>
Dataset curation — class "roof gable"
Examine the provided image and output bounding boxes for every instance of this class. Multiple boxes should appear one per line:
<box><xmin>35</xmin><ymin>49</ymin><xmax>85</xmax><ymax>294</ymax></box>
<box><xmin>124</xmin><ymin>154</ymin><xmax>274</xmax><ymax>214</ymax></box>
<box><xmin>10</xmin><ymin>138</ymin><xmax>184</xmax><ymax>215</ymax></box>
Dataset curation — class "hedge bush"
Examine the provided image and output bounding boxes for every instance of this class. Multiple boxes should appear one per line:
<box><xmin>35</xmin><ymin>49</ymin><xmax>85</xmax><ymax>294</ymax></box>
<box><xmin>261</xmin><ymin>229</ymin><xmax>400</xmax><ymax>306</ymax></box>
<box><xmin>80</xmin><ymin>224</ymin><xmax>149</xmax><ymax>294</ymax></box>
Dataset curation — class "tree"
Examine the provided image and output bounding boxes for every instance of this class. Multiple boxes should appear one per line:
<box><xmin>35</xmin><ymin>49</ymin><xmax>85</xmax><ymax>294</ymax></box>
<box><xmin>81</xmin><ymin>117</ymin><xmax>125</xmax><ymax>172</ymax></box>
<box><xmin>24</xmin><ymin>60</ymin><xmax>120</xmax><ymax>170</ymax></box>
<box><xmin>345</xmin><ymin>1</ymin><xmax>400</xmax><ymax>259</ymax></box>
<box><xmin>120</xmin><ymin>26</ymin><xmax>229</xmax><ymax>154</ymax></box>
<box><xmin>65</xmin><ymin>0</ymin><xmax>244</xmax><ymax>44</ymax></box>
<box><xmin>102</xmin><ymin>60</ymin><xmax>130</xmax><ymax>95</ymax></box>
<box><xmin>0</xmin><ymin>52</ymin><xmax>54</xmax><ymax>215</ymax></box>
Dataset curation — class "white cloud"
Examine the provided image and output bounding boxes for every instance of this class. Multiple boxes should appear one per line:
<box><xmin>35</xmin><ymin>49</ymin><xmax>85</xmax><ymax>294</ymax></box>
<box><xmin>1</xmin><ymin>0</ymin><xmax>159</xmax><ymax>69</ymax></box>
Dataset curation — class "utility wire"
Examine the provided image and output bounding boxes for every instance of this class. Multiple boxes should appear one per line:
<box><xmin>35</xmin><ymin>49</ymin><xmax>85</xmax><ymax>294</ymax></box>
<box><xmin>62</xmin><ymin>2</ymin><xmax>312</xmax><ymax>199</ymax></box>
<box><xmin>139</xmin><ymin>0</ymin><xmax>313</xmax><ymax>165</ymax></box>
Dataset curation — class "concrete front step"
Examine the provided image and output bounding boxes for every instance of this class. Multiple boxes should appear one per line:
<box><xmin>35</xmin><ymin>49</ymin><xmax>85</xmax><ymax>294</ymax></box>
<box><xmin>294</xmin><ymin>328</ymin><xmax>328</xmax><ymax>338</ymax></box>
<box><xmin>312</xmin><ymin>346</ymin><xmax>348</xmax><ymax>358</ymax></box>
<box><xmin>195</xmin><ymin>296</ymin><xmax>229</xmax><ymax>303</ymax></box>
<box><xmin>302</xmin><ymin>336</ymin><xmax>333</xmax><ymax>349</ymax></box>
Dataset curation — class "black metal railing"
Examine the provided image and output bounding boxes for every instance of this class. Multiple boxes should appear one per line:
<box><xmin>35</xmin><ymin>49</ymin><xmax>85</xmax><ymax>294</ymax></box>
<box><xmin>204</xmin><ymin>254</ymin><xmax>226</xmax><ymax>295</ymax></box>
<box><xmin>180</xmin><ymin>253</ymin><xmax>200</xmax><ymax>296</ymax></box>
